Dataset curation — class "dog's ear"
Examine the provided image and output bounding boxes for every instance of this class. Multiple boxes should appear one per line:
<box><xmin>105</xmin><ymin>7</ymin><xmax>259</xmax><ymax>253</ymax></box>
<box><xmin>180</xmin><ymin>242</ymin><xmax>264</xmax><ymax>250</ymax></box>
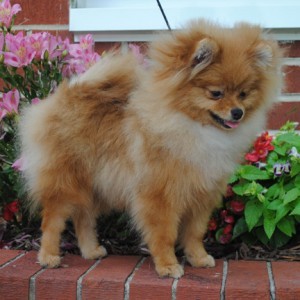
<box><xmin>253</xmin><ymin>42</ymin><xmax>273</xmax><ymax>68</ymax></box>
<box><xmin>190</xmin><ymin>38</ymin><xmax>219</xmax><ymax>79</ymax></box>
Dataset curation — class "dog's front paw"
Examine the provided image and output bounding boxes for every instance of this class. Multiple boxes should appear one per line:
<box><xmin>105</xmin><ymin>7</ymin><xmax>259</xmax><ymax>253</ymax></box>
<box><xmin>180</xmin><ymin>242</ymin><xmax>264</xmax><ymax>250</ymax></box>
<box><xmin>38</xmin><ymin>250</ymin><xmax>61</xmax><ymax>268</ymax></box>
<box><xmin>82</xmin><ymin>245</ymin><xmax>107</xmax><ymax>260</ymax></box>
<box><xmin>187</xmin><ymin>254</ymin><xmax>215</xmax><ymax>268</ymax></box>
<box><xmin>156</xmin><ymin>263</ymin><xmax>184</xmax><ymax>279</ymax></box>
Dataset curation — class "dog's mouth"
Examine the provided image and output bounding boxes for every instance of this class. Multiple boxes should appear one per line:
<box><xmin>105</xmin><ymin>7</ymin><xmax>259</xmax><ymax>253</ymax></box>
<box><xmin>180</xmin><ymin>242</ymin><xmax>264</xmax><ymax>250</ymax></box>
<box><xmin>209</xmin><ymin>111</ymin><xmax>240</xmax><ymax>129</ymax></box>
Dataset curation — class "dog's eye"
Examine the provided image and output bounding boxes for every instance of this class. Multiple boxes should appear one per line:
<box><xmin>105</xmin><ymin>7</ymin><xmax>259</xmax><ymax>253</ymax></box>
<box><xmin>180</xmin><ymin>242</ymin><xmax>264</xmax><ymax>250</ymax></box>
<box><xmin>239</xmin><ymin>91</ymin><xmax>247</xmax><ymax>100</ymax></box>
<box><xmin>210</xmin><ymin>90</ymin><xmax>224</xmax><ymax>100</ymax></box>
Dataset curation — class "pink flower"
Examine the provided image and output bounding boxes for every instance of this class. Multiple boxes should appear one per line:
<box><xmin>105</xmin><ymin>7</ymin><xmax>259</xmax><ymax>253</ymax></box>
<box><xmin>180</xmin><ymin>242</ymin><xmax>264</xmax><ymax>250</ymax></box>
<box><xmin>0</xmin><ymin>89</ymin><xmax>20</xmax><ymax>119</ymax></box>
<box><xmin>0</xmin><ymin>0</ymin><xmax>21</xmax><ymax>28</ymax></box>
<box><xmin>12</xmin><ymin>156</ymin><xmax>25</xmax><ymax>171</ymax></box>
<box><xmin>26</xmin><ymin>32</ymin><xmax>47</xmax><ymax>59</ymax></box>
<box><xmin>0</xmin><ymin>108</ymin><xmax>7</xmax><ymax>120</ymax></box>
<box><xmin>69</xmin><ymin>34</ymin><xmax>94</xmax><ymax>58</ymax></box>
<box><xmin>4</xmin><ymin>32</ymin><xmax>35</xmax><ymax>67</ymax></box>
<box><xmin>43</xmin><ymin>33</ymin><xmax>61</xmax><ymax>60</ymax></box>
<box><xmin>31</xmin><ymin>97</ymin><xmax>41</xmax><ymax>105</ymax></box>
<box><xmin>129</xmin><ymin>44</ymin><xmax>145</xmax><ymax>64</ymax></box>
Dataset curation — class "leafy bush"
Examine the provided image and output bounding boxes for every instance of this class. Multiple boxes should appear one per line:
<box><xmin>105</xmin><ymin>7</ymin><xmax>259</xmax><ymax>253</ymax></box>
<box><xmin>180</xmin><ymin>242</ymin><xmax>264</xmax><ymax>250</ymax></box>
<box><xmin>209</xmin><ymin>122</ymin><xmax>300</xmax><ymax>248</ymax></box>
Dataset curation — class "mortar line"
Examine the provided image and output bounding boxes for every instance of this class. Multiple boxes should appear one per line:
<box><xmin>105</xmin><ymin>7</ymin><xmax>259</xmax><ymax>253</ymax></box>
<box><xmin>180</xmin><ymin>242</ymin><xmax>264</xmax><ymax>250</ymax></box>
<box><xmin>171</xmin><ymin>257</ymin><xmax>186</xmax><ymax>300</ymax></box>
<box><xmin>220</xmin><ymin>260</ymin><xmax>228</xmax><ymax>300</ymax></box>
<box><xmin>29</xmin><ymin>268</ymin><xmax>46</xmax><ymax>300</ymax></box>
<box><xmin>0</xmin><ymin>252</ymin><xmax>26</xmax><ymax>269</ymax></box>
<box><xmin>124</xmin><ymin>256</ymin><xmax>146</xmax><ymax>300</ymax></box>
<box><xmin>76</xmin><ymin>259</ymin><xmax>101</xmax><ymax>300</ymax></box>
<box><xmin>267</xmin><ymin>262</ymin><xmax>276</xmax><ymax>300</ymax></box>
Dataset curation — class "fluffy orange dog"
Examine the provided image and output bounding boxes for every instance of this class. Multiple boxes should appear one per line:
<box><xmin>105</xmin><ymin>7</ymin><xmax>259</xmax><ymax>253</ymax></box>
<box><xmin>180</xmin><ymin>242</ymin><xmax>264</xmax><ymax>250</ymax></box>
<box><xmin>19</xmin><ymin>20</ymin><xmax>282</xmax><ymax>278</ymax></box>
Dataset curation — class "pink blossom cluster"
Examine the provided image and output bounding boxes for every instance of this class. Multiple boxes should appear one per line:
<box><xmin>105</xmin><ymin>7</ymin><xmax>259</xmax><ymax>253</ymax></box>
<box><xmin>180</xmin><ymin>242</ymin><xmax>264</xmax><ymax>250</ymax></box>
<box><xmin>0</xmin><ymin>0</ymin><xmax>21</xmax><ymax>28</ymax></box>
<box><xmin>0</xmin><ymin>32</ymin><xmax>100</xmax><ymax>121</ymax></box>
<box><xmin>0</xmin><ymin>31</ymin><xmax>100</xmax><ymax>72</ymax></box>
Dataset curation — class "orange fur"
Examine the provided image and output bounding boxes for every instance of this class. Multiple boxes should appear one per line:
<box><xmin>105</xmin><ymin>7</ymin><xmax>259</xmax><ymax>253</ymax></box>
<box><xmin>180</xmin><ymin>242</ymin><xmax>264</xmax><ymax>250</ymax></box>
<box><xmin>19</xmin><ymin>20</ymin><xmax>283</xmax><ymax>278</ymax></box>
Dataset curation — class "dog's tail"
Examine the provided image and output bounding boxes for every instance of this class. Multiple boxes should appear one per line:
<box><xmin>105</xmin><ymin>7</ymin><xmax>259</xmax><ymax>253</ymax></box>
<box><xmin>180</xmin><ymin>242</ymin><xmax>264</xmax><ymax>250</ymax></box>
<box><xmin>65</xmin><ymin>52</ymin><xmax>141</xmax><ymax>106</ymax></box>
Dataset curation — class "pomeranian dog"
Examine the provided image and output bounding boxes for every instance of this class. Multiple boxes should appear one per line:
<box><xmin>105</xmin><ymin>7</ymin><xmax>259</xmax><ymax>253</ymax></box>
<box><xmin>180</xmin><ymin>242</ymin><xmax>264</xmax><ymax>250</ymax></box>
<box><xmin>19</xmin><ymin>20</ymin><xmax>282</xmax><ymax>278</ymax></box>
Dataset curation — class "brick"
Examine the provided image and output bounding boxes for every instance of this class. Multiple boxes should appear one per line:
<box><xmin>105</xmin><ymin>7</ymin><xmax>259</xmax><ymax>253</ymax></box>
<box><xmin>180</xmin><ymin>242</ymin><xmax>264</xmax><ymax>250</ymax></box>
<box><xmin>35</xmin><ymin>254</ymin><xmax>95</xmax><ymax>300</ymax></box>
<box><xmin>225</xmin><ymin>260</ymin><xmax>269</xmax><ymax>299</ymax></box>
<box><xmin>281</xmin><ymin>41</ymin><xmax>300</xmax><ymax>58</ymax></box>
<box><xmin>94</xmin><ymin>42</ymin><xmax>121</xmax><ymax>55</ymax></box>
<box><xmin>267</xmin><ymin>101</ymin><xmax>300</xmax><ymax>129</ymax></box>
<box><xmin>11</xmin><ymin>0</ymin><xmax>69</xmax><ymax>25</ymax></box>
<box><xmin>82</xmin><ymin>255</ymin><xmax>141</xmax><ymax>300</ymax></box>
<box><xmin>284</xmin><ymin>66</ymin><xmax>300</xmax><ymax>93</ymax></box>
<box><xmin>176</xmin><ymin>260</ymin><xmax>223</xmax><ymax>299</ymax></box>
<box><xmin>0</xmin><ymin>251</ymin><xmax>42</xmax><ymax>300</ymax></box>
<box><xmin>0</xmin><ymin>249</ymin><xmax>23</xmax><ymax>266</ymax></box>
<box><xmin>272</xmin><ymin>261</ymin><xmax>300</xmax><ymax>299</ymax></box>
<box><xmin>130</xmin><ymin>257</ymin><xmax>173</xmax><ymax>300</ymax></box>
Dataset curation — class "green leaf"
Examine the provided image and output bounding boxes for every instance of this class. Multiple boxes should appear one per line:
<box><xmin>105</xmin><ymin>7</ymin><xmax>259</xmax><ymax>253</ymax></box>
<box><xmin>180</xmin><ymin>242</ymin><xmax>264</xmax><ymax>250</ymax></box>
<box><xmin>232</xmin><ymin>217</ymin><xmax>248</xmax><ymax>240</ymax></box>
<box><xmin>239</xmin><ymin>165</ymin><xmax>270</xmax><ymax>181</ymax></box>
<box><xmin>276</xmin><ymin>132</ymin><xmax>300</xmax><ymax>147</ymax></box>
<box><xmin>263</xmin><ymin>209</ymin><xmax>277</xmax><ymax>239</ymax></box>
<box><xmin>291</xmin><ymin>161</ymin><xmax>300</xmax><ymax>177</ymax></box>
<box><xmin>295</xmin><ymin>175</ymin><xmax>300</xmax><ymax>188</ymax></box>
<box><xmin>228</xmin><ymin>173</ymin><xmax>238</xmax><ymax>184</ymax></box>
<box><xmin>283</xmin><ymin>187</ymin><xmax>300</xmax><ymax>204</ymax></box>
<box><xmin>274</xmin><ymin>144</ymin><xmax>288</xmax><ymax>156</ymax></box>
<box><xmin>267</xmin><ymin>199</ymin><xmax>282</xmax><ymax>210</ymax></box>
<box><xmin>269</xmin><ymin>229</ymin><xmax>291</xmax><ymax>248</ymax></box>
<box><xmin>290</xmin><ymin>200</ymin><xmax>300</xmax><ymax>216</ymax></box>
<box><xmin>255</xmin><ymin>227</ymin><xmax>269</xmax><ymax>245</ymax></box>
<box><xmin>277</xmin><ymin>217</ymin><xmax>295</xmax><ymax>237</ymax></box>
<box><xmin>245</xmin><ymin>200</ymin><xmax>264</xmax><ymax>231</ymax></box>
<box><xmin>266</xmin><ymin>183</ymin><xmax>281</xmax><ymax>199</ymax></box>
<box><xmin>275</xmin><ymin>205</ymin><xmax>290</xmax><ymax>223</ymax></box>
<box><xmin>232</xmin><ymin>182</ymin><xmax>252</xmax><ymax>196</ymax></box>
<box><xmin>267</xmin><ymin>151</ymin><xmax>279</xmax><ymax>165</ymax></box>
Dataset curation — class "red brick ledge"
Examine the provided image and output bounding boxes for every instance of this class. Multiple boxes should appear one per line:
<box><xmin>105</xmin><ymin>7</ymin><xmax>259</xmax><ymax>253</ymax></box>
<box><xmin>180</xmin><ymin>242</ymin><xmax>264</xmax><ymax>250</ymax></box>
<box><xmin>0</xmin><ymin>250</ymin><xmax>299</xmax><ymax>300</ymax></box>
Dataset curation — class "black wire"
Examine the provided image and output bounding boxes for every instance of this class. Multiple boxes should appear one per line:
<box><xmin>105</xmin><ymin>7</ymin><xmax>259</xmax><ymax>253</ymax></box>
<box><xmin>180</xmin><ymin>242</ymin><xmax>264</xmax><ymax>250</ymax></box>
<box><xmin>156</xmin><ymin>0</ymin><xmax>172</xmax><ymax>31</ymax></box>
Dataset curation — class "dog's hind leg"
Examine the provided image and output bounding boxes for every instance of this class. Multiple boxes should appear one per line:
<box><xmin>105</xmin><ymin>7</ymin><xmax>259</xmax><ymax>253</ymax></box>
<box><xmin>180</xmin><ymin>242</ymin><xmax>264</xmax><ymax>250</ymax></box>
<box><xmin>72</xmin><ymin>207</ymin><xmax>107</xmax><ymax>260</ymax></box>
<box><xmin>38</xmin><ymin>200</ymin><xmax>72</xmax><ymax>268</ymax></box>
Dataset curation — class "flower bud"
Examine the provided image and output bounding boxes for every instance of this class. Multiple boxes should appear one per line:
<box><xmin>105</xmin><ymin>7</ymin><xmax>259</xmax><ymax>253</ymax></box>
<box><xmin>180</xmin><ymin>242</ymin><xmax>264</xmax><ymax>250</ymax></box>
<box><xmin>44</xmin><ymin>50</ymin><xmax>49</xmax><ymax>60</ymax></box>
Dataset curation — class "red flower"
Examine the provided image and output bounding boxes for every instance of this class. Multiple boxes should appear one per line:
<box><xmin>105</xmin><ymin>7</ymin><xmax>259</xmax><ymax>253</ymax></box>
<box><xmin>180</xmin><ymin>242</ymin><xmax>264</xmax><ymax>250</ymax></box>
<box><xmin>219</xmin><ymin>233</ymin><xmax>232</xmax><ymax>244</ymax></box>
<box><xmin>245</xmin><ymin>131</ymin><xmax>274</xmax><ymax>163</ymax></box>
<box><xmin>220</xmin><ymin>209</ymin><xmax>228</xmax><ymax>219</ymax></box>
<box><xmin>208</xmin><ymin>218</ymin><xmax>218</xmax><ymax>231</ymax></box>
<box><xmin>223</xmin><ymin>224</ymin><xmax>233</xmax><ymax>234</ymax></box>
<box><xmin>229</xmin><ymin>200</ymin><xmax>245</xmax><ymax>214</ymax></box>
<box><xmin>224</xmin><ymin>215</ymin><xmax>234</xmax><ymax>224</ymax></box>
<box><xmin>225</xmin><ymin>185</ymin><xmax>234</xmax><ymax>198</ymax></box>
<box><xmin>3</xmin><ymin>200</ymin><xmax>19</xmax><ymax>221</ymax></box>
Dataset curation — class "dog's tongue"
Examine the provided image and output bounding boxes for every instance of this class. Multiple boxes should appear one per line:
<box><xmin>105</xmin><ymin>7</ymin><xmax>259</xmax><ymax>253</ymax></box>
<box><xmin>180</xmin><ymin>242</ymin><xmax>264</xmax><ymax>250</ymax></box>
<box><xmin>224</xmin><ymin>120</ymin><xmax>240</xmax><ymax>129</ymax></box>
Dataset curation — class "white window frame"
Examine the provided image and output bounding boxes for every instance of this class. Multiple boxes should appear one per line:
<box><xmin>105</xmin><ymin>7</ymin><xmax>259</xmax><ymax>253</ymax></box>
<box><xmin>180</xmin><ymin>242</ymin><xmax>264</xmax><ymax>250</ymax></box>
<box><xmin>70</xmin><ymin>0</ymin><xmax>300</xmax><ymax>41</ymax></box>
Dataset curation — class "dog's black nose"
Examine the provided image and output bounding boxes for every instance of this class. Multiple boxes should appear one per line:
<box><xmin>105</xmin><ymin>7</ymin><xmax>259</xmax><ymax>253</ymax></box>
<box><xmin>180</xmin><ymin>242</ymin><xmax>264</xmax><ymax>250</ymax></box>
<box><xmin>231</xmin><ymin>108</ymin><xmax>244</xmax><ymax>120</ymax></box>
